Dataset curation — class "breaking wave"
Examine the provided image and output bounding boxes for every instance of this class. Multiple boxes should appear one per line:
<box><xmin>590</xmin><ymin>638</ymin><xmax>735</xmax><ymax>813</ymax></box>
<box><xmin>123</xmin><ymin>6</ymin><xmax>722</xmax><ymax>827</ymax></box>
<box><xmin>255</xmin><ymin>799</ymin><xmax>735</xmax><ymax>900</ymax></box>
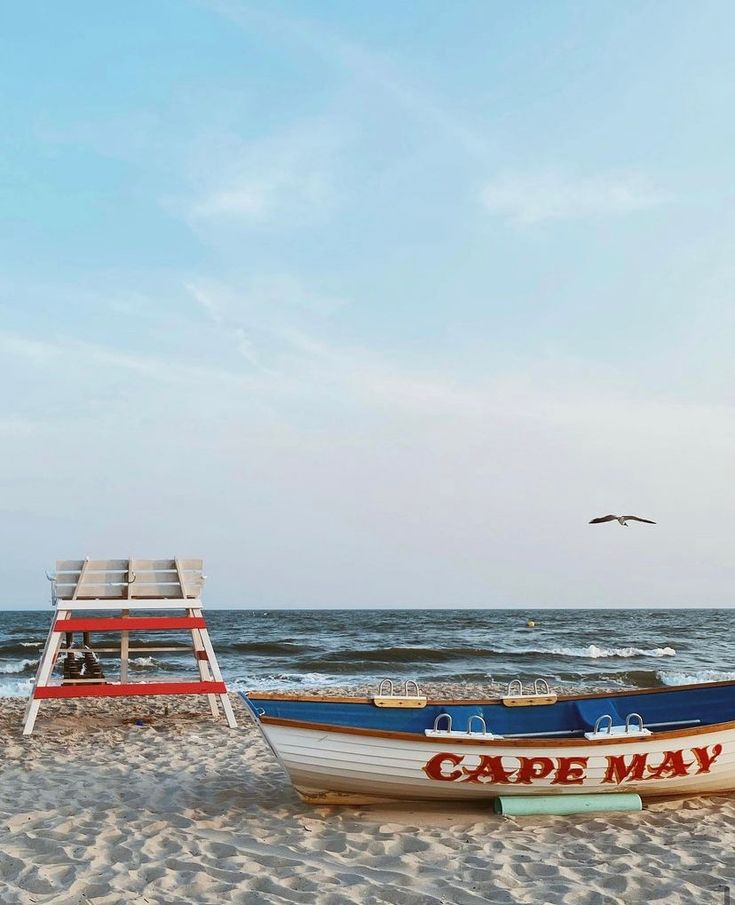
<box><xmin>0</xmin><ymin>658</ymin><xmax>38</xmax><ymax>674</ymax></box>
<box><xmin>306</xmin><ymin>643</ymin><xmax>676</xmax><ymax>666</ymax></box>
<box><xmin>658</xmin><ymin>669</ymin><xmax>735</xmax><ymax>686</ymax></box>
<box><xmin>0</xmin><ymin>678</ymin><xmax>33</xmax><ymax>697</ymax></box>
<box><xmin>552</xmin><ymin>644</ymin><xmax>676</xmax><ymax>659</ymax></box>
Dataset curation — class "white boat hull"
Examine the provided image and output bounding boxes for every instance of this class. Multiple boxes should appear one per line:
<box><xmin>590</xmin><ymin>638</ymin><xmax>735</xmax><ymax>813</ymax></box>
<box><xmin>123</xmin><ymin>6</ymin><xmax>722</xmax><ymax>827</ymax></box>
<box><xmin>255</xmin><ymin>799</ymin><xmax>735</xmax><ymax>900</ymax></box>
<box><xmin>260</xmin><ymin>721</ymin><xmax>735</xmax><ymax>804</ymax></box>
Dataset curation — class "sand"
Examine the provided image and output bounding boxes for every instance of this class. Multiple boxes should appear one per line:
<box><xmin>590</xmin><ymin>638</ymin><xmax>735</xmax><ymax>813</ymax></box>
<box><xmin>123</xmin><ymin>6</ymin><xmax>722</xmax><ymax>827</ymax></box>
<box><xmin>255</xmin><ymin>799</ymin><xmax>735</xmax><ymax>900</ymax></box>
<box><xmin>1</xmin><ymin>694</ymin><xmax>734</xmax><ymax>905</ymax></box>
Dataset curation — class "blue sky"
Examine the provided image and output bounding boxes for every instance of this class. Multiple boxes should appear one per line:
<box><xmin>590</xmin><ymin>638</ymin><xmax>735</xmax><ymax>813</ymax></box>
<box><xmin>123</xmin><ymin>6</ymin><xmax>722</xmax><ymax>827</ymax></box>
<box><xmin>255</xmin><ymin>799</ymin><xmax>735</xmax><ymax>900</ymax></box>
<box><xmin>2</xmin><ymin>1</ymin><xmax>734</xmax><ymax>608</ymax></box>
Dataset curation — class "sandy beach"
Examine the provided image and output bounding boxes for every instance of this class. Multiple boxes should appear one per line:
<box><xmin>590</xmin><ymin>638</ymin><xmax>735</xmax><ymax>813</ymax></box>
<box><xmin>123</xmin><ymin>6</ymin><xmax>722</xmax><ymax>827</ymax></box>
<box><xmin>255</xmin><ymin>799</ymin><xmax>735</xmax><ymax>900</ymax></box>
<box><xmin>0</xmin><ymin>693</ymin><xmax>733</xmax><ymax>905</ymax></box>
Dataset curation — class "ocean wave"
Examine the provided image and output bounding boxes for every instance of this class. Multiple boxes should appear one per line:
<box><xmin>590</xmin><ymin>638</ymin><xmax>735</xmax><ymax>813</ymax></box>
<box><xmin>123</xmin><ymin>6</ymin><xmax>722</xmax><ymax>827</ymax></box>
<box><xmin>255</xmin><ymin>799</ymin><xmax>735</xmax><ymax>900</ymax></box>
<box><xmin>302</xmin><ymin>642</ymin><xmax>676</xmax><ymax>667</ymax></box>
<box><xmin>0</xmin><ymin>658</ymin><xmax>38</xmax><ymax>674</ymax></box>
<box><xmin>0</xmin><ymin>678</ymin><xmax>33</xmax><ymax>697</ymax></box>
<box><xmin>553</xmin><ymin>644</ymin><xmax>676</xmax><ymax>659</ymax></box>
<box><xmin>229</xmin><ymin>671</ymin><xmax>343</xmax><ymax>691</ymax></box>
<box><xmin>227</xmin><ymin>641</ymin><xmax>313</xmax><ymax>656</ymax></box>
<box><xmin>658</xmin><ymin>669</ymin><xmax>735</xmax><ymax>686</ymax></box>
<box><xmin>0</xmin><ymin>642</ymin><xmax>45</xmax><ymax>657</ymax></box>
<box><xmin>130</xmin><ymin>656</ymin><xmax>157</xmax><ymax>668</ymax></box>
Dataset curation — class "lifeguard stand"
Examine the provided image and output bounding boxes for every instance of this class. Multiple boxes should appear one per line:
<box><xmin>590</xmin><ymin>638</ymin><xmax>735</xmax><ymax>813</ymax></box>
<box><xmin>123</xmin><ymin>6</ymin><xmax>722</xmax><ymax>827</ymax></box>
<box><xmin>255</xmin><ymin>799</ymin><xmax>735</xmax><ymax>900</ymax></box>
<box><xmin>23</xmin><ymin>557</ymin><xmax>237</xmax><ymax>735</ymax></box>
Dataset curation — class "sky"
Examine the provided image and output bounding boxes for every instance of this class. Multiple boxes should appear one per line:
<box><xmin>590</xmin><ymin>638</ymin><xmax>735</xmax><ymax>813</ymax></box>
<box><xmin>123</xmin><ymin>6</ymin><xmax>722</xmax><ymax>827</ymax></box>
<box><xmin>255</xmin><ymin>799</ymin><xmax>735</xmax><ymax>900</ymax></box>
<box><xmin>1</xmin><ymin>1</ymin><xmax>734</xmax><ymax>609</ymax></box>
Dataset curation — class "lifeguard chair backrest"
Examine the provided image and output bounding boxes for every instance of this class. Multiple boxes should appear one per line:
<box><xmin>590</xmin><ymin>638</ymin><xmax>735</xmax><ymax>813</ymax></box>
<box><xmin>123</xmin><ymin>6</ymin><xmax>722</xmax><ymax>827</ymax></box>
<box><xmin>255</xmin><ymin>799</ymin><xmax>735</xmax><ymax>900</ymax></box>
<box><xmin>54</xmin><ymin>558</ymin><xmax>204</xmax><ymax>601</ymax></box>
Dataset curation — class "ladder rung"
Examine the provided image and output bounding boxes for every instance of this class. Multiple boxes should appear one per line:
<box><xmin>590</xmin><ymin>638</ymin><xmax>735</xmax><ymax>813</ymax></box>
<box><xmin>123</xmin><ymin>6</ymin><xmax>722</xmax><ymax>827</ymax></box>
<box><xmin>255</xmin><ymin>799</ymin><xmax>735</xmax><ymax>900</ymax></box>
<box><xmin>34</xmin><ymin>680</ymin><xmax>227</xmax><ymax>699</ymax></box>
<box><xmin>63</xmin><ymin>646</ymin><xmax>191</xmax><ymax>653</ymax></box>
<box><xmin>53</xmin><ymin>617</ymin><xmax>206</xmax><ymax>632</ymax></box>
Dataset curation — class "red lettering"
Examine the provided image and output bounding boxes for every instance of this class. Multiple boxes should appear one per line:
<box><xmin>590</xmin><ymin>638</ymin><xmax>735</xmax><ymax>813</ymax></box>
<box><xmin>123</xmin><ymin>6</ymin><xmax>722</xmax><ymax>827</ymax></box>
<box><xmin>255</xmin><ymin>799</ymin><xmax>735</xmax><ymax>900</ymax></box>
<box><xmin>602</xmin><ymin>753</ymin><xmax>647</xmax><ymax>784</ymax></box>
<box><xmin>514</xmin><ymin>756</ymin><xmax>554</xmax><ymax>785</ymax></box>
<box><xmin>552</xmin><ymin>756</ymin><xmax>588</xmax><ymax>785</ymax></box>
<box><xmin>461</xmin><ymin>755</ymin><xmax>515</xmax><ymax>784</ymax></box>
<box><xmin>423</xmin><ymin>753</ymin><xmax>463</xmax><ymax>781</ymax></box>
<box><xmin>691</xmin><ymin>744</ymin><xmax>723</xmax><ymax>775</ymax></box>
<box><xmin>646</xmin><ymin>749</ymin><xmax>691</xmax><ymax>780</ymax></box>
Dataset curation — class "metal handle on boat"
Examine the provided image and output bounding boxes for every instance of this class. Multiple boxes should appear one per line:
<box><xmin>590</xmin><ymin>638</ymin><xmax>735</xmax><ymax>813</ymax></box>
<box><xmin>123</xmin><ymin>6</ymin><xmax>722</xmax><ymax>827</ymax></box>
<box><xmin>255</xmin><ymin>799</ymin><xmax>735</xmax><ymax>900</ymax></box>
<box><xmin>377</xmin><ymin>679</ymin><xmax>394</xmax><ymax>697</ymax></box>
<box><xmin>507</xmin><ymin>679</ymin><xmax>523</xmax><ymax>696</ymax></box>
<box><xmin>593</xmin><ymin>714</ymin><xmax>613</xmax><ymax>735</ymax></box>
<box><xmin>433</xmin><ymin>713</ymin><xmax>453</xmax><ymax>732</ymax></box>
<box><xmin>534</xmin><ymin>678</ymin><xmax>551</xmax><ymax>695</ymax></box>
<box><xmin>467</xmin><ymin>714</ymin><xmax>487</xmax><ymax>735</ymax></box>
<box><xmin>625</xmin><ymin>712</ymin><xmax>645</xmax><ymax>734</ymax></box>
<box><xmin>404</xmin><ymin>680</ymin><xmax>420</xmax><ymax>698</ymax></box>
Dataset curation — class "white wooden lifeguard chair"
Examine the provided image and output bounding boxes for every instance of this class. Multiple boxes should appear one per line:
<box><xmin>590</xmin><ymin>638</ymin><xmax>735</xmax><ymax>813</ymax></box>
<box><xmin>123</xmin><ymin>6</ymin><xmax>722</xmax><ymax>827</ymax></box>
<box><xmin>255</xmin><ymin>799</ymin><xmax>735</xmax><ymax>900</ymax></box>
<box><xmin>23</xmin><ymin>557</ymin><xmax>237</xmax><ymax>735</ymax></box>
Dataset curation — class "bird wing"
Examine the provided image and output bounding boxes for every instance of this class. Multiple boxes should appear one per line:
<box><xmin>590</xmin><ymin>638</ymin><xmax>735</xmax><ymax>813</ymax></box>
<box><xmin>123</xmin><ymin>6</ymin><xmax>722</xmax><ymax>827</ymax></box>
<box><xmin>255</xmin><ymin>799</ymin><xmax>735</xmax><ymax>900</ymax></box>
<box><xmin>588</xmin><ymin>515</ymin><xmax>618</xmax><ymax>524</ymax></box>
<box><xmin>622</xmin><ymin>516</ymin><xmax>656</xmax><ymax>524</ymax></box>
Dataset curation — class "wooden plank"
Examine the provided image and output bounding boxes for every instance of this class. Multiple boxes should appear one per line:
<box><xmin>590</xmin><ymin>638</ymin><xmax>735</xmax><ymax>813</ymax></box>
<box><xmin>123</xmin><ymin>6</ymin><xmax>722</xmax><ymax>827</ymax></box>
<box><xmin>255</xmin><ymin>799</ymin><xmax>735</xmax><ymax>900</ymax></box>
<box><xmin>71</xmin><ymin>559</ymin><xmax>90</xmax><ymax>601</ymax></box>
<box><xmin>194</xmin><ymin>609</ymin><xmax>237</xmax><ymax>728</ymax></box>
<box><xmin>130</xmin><ymin>582</ymin><xmax>202</xmax><ymax>598</ymax></box>
<box><xmin>22</xmin><ymin>609</ymin><xmax>71</xmax><ymax>735</ymax></box>
<box><xmin>123</xmin><ymin>569</ymin><xmax>180</xmax><ymax>583</ymax></box>
<box><xmin>34</xmin><ymin>680</ymin><xmax>227</xmax><ymax>699</ymax></box>
<box><xmin>53</xmin><ymin>600</ymin><xmax>202</xmax><ymax>611</ymax></box>
<box><xmin>121</xmin><ymin>558</ymin><xmax>133</xmax><ymax>682</ymax></box>
<box><xmin>68</xmin><ymin>570</ymin><xmax>129</xmax><ymax>583</ymax></box>
<box><xmin>57</xmin><ymin>559</ymin><xmax>129</xmax><ymax>572</ymax></box>
<box><xmin>76</xmin><ymin>646</ymin><xmax>190</xmax><ymax>653</ymax></box>
<box><xmin>129</xmin><ymin>559</ymin><xmax>202</xmax><ymax>570</ymax></box>
<box><xmin>57</xmin><ymin>586</ymin><xmax>127</xmax><ymax>599</ymax></box>
<box><xmin>52</xmin><ymin>616</ymin><xmax>207</xmax><ymax>632</ymax></box>
<box><xmin>56</xmin><ymin>559</ymin><xmax>202</xmax><ymax>573</ymax></box>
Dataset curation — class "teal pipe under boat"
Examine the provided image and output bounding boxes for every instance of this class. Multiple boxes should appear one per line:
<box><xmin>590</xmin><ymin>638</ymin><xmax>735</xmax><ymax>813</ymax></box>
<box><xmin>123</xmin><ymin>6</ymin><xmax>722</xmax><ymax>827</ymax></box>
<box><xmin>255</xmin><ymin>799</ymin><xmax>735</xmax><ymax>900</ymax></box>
<box><xmin>494</xmin><ymin>793</ymin><xmax>642</xmax><ymax>817</ymax></box>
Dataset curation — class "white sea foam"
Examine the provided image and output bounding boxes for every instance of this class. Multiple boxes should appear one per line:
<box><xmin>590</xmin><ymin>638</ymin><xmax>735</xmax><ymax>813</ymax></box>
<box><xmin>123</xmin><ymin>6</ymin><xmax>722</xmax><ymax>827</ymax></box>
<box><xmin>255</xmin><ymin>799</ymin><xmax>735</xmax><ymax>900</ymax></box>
<box><xmin>0</xmin><ymin>678</ymin><xmax>33</xmax><ymax>697</ymax></box>
<box><xmin>230</xmin><ymin>672</ymin><xmax>344</xmax><ymax>692</ymax></box>
<box><xmin>565</xmin><ymin>644</ymin><xmax>676</xmax><ymax>659</ymax></box>
<box><xmin>508</xmin><ymin>644</ymin><xmax>676</xmax><ymax>659</ymax></box>
<box><xmin>20</xmin><ymin>642</ymin><xmax>42</xmax><ymax>648</ymax></box>
<box><xmin>130</xmin><ymin>657</ymin><xmax>156</xmax><ymax>667</ymax></box>
<box><xmin>658</xmin><ymin>669</ymin><xmax>735</xmax><ymax>686</ymax></box>
<box><xmin>0</xmin><ymin>658</ymin><xmax>38</xmax><ymax>674</ymax></box>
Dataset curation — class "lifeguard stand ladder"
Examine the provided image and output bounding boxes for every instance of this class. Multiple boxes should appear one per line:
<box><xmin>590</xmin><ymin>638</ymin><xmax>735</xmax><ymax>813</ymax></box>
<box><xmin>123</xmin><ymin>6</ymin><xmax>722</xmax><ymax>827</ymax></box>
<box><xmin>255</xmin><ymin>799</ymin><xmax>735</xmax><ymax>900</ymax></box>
<box><xmin>22</xmin><ymin>557</ymin><xmax>237</xmax><ymax>736</ymax></box>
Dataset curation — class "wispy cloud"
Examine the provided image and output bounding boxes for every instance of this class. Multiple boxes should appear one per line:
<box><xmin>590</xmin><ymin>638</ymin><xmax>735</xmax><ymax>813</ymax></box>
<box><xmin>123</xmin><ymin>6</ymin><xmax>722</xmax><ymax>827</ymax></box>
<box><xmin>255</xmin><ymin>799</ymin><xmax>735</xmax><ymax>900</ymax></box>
<box><xmin>204</xmin><ymin>0</ymin><xmax>489</xmax><ymax>159</ymax></box>
<box><xmin>481</xmin><ymin>172</ymin><xmax>668</xmax><ymax>225</ymax></box>
<box><xmin>183</xmin><ymin>275</ymin><xmax>347</xmax><ymax>368</ymax></box>
<box><xmin>185</xmin><ymin>123</ymin><xmax>339</xmax><ymax>224</ymax></box>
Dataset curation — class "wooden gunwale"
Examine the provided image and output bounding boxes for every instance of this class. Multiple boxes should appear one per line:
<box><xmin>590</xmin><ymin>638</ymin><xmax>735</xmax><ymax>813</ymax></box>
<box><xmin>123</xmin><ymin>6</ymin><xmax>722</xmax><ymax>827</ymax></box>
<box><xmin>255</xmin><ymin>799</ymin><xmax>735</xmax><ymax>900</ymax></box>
<box><xmin>247</xmin><ymin>677</ymin><xmax>735</xmax><ymax>706</ymax></box>
<box><xmin>259</xmin><ymin>714</ymin><xmax>735</xmax><ymax>748</ymax></box>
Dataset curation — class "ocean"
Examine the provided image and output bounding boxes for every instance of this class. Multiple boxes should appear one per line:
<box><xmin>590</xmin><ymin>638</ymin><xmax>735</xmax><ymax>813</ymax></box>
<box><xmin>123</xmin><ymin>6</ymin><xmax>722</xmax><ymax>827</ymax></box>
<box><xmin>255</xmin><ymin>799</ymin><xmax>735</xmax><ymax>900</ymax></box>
<box><xmin>1</xmin><ymin>608</ymin><xmax>733</xmax><ymax>699</ymax></box>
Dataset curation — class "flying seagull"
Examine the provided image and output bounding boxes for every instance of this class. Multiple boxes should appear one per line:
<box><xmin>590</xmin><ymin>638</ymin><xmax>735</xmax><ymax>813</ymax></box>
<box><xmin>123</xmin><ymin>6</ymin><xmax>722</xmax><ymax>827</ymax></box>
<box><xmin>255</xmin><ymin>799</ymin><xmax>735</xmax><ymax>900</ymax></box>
<box><xmin>589</xmin><ymin>514</ymin><xmax>656</xmax><ymax>526</ymax></box>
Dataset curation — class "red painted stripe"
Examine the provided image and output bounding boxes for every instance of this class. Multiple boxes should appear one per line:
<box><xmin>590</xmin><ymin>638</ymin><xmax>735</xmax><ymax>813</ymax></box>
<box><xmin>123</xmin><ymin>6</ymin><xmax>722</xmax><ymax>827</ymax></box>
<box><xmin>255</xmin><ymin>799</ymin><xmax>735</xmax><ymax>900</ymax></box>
<box><xmin>52</xmin><ymin>617</ymin><xmax>207</xmax><ymax>632</ymax></box>
<box><xmin>34</xmin><ymin>681</ymin><xmax>226</xmax><ymax>699</ymax></box>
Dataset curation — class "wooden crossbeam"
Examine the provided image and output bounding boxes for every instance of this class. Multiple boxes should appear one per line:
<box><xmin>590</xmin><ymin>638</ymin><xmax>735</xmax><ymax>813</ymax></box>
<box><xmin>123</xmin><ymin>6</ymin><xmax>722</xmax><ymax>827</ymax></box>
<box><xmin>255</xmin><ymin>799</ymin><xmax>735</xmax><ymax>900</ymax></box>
<box><xmin>33</xmin><ymin>680</ymin><xmax>227</xmax><ymax>699</ymax></box>
<box><xmin>52</xmin><ymin>617</ymin><xmax>206</xmax><ymax>632</ymax></box>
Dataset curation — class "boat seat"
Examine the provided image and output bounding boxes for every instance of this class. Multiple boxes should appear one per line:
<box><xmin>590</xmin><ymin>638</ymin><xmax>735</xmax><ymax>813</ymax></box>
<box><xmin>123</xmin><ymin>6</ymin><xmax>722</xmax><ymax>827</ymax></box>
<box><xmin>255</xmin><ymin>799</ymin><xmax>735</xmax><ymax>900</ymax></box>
<box><xmin>424</xmin><ymin>705</ymin><xmax>504</xmax><ymax>740</ymax></box>
<box><xmin>575</xmin><ymin>698</ymin><xmax>623</xmax><ymax>730</ymax></box>
<box><xmin>576</xmin><ymin>700</ymin><xmax>651</xmax><ymax>740</ymax></box>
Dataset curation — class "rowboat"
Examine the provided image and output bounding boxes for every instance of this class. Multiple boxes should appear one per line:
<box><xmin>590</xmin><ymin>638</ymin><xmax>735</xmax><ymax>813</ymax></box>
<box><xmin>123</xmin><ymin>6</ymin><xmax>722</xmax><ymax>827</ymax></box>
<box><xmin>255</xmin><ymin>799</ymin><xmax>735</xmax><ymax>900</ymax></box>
<box><xmin>240</xmin><ymin>678</ymin><xmax>735</xmax><ymax>804</ymax></box>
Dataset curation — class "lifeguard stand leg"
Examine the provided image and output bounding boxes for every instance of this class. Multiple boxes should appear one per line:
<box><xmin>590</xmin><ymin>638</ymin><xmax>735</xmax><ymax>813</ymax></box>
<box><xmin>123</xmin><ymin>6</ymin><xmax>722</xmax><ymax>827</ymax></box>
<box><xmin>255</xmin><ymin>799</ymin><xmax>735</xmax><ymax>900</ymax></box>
<box><xmin>193</xmin><ymin>608</ymin><xmax>237</xmax><ymax>728</ymax></box>
<box><xmin>190</xmin><ymin>616</ymin><xmax>219</xmax><ymax>717</ymax></box>
<box><xmin>22</xmin><ymin>610</ymin><xmax>70</xmax><ymax>736</ymax></box>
